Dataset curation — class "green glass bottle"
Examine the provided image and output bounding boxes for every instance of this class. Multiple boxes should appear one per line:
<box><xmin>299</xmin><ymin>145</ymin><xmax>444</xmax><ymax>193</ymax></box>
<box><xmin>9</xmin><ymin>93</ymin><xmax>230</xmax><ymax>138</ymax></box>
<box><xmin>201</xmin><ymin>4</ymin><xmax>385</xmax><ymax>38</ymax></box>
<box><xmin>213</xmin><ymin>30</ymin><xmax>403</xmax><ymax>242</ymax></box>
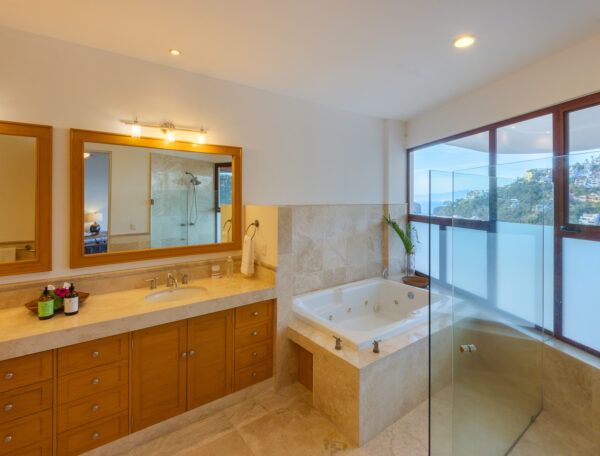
<box><xmin>38</xmin><ymin>287</ymin><xmax>54</xmax><ymax>320</ymax></box>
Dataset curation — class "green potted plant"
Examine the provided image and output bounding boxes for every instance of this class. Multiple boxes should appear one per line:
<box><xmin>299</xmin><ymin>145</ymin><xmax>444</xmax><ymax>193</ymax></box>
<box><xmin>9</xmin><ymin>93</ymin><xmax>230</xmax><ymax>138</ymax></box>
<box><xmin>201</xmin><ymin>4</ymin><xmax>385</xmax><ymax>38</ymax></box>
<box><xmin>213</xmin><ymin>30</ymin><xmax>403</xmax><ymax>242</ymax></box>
<box><xmin>384</xmin><ymin>215</ymin><xmax>418</xmax><ymax>277</ymax></box>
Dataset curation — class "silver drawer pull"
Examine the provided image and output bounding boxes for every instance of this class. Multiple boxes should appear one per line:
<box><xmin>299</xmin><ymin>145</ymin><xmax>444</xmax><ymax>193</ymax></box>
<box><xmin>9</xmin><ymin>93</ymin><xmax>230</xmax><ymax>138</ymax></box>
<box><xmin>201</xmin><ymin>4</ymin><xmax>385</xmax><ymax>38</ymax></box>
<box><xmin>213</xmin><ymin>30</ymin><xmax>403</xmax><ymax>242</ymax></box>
<box><xmin>3</xmin><ymin>404</ymin><xmax>12</xmax><ymax>412</ymax></box>
<box><xmin>252</xmin><ymin>372</ymin><xmax>257</xmax><ymax>377</ymax></box>
<box><xmin>4</xmin><ymin>434</ymin><xmax>12</xmax><ymax>443</ymax></box>
<box><xmin>92</xmin><ymin>351</ymin><xmax>99</xmax><ymax>358</ymax></box>
<box><xmin>252</xmin><ymin>331</ymin><xmax>258</xmax><ymax>336</ymax></box>
<box><xmin>189</xmin><ymin>350</ymin><xmax>195</xmax><ymax>356</ymax></box>
<box><xmin>252</xmin><ymin>352</ymin><xmax>258</xmax><ymax>357</ymax></box>
<box><xmin>92</xmin><ymin>378</ymin><xmax>100</xmax><ymax>385</ymax></box>
<box><xmin>253</xmin><ymin>311</ymin><xmax>259</xmax><ymax>316</ymax></box>
<box><xmin>4</xmin><ymin>372</ymin><xmax>13</xmax><ymax>380</ymax></box>
<box><xmin>182</xmin><ymin>352</ymin><xmax>187</xmax><ymax>358</ymax></box>
<box><xmin>92</xmin><ymin>432</ymin><xmax>99</xmax><ymax>440</ymax></box>
<box><xmin>92</xmin><ymin>404</ymin><xmax>99</xmax><ymax>412</ymax></box>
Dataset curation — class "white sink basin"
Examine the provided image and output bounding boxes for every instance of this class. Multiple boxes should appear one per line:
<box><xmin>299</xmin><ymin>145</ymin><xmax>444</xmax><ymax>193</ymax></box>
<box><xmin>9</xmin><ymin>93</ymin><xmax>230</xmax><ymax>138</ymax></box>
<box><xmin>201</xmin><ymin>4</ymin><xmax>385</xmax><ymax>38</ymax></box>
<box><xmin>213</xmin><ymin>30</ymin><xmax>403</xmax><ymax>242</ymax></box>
<box><xmin>145</xmin><ymin>287</ymin><xmax>207</xmax><ymax>303</ymax></box>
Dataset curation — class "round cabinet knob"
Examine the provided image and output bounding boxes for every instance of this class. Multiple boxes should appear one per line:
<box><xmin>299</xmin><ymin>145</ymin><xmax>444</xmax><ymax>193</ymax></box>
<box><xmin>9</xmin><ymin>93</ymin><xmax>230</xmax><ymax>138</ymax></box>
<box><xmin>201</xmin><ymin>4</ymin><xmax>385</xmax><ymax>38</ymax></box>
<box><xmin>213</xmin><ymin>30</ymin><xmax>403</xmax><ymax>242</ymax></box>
<box><xmin>92</xmin><ymin>351</ymin><xmax>99</xmax><ymax>358</ymax></box>
<box><xmin>252</xmin><ymin>352</ymin><xmax>258</xmax><ymax>357</ymax></box>
<box><xmin>92</xmin><ymin>378</ymin><xmax>100</xmax><ymax>385</ymax></box>
<box><xmin>92</xmin><ymin>405</ymin><xmax>99</xmax><ymax>412</ymax></box>
<box><xmin>189</xmin><ymin>350</ymin><xmax>195</xmax><ymax>356</ymax></box>
<box><xmin>4</xmin><ymin>404</ymin><xmax>13</xmax><ymax>412</ymax></box>
<box><xmin>4</xmin><ymin>435</ymin><xmax>12</xmax><ymax>443</ymax></box>
<box><xmin>181</xmin><ymin>352</ymin><xmax>187</xmax><ymax>358</ymax></box>
<box><xmin>4</xmin><ymin>372</ymin><xmax>13</xmax><ymax>380</ymax></box>
<box><xmin>253</xmin><ymin>311</ymin><xmax>259</xmax><ymax>316</ymax></box>
<box><xmin>92</xmin><ymin>432</ymin><xmax>99</xmax><ymax>440</ymax></box>
<box><xmin>252</xmin><ymin>372</ymin><xmax>257</xmax><ymax>377</ymax></box>
<box><xmin>252</xmin><ymin>331</ymin><xmax>258</xmax><ymax>336</ymax></box>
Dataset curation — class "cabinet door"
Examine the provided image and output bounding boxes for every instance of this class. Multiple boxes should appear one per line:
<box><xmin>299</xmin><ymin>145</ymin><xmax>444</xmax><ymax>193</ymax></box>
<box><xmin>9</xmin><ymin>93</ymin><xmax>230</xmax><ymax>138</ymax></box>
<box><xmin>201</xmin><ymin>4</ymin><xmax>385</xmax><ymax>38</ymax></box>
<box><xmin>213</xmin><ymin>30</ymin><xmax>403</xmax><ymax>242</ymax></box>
<box><xmin>187</xmin><ymin>310</ymin><xmax>233</xmax><ymax>409</ymax></box>
<box><xmin>131</xmin><ymin>321</ymin><xmax>187</xmax><ymax>431</ymax></box>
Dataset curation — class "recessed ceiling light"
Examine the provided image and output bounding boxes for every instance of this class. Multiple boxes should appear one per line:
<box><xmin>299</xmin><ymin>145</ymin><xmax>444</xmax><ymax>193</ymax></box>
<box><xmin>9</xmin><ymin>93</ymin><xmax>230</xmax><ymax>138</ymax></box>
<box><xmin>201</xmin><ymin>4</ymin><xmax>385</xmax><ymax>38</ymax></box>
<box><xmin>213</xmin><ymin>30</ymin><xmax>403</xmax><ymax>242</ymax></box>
<box><xmin>453</xmin><ymin>35</ymin><xmax>475</xmax><ymax>49</ymax></box>
<box><xmin>169</xmin><ymin>49</ymin><xmax>181</xmax><ymax>56</ymax></box>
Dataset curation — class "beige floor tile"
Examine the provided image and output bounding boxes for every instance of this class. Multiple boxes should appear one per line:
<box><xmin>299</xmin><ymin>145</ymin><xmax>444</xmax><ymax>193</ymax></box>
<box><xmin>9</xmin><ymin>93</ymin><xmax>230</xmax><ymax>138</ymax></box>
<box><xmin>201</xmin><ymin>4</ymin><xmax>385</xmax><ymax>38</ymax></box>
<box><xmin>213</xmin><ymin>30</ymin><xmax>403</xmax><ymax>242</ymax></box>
<box><xmin>174</xmin><ymin>430</ymin><xmax>254</xmax><ymax>456</ymax></box>
<box><xmin>237</xmin><ymin>398</ymin><xmax>357</xmax><ymax>456</ymax></box>
<box><xmin>121</xmin><ymin>411</ymin><xmax>233</xmax><ymax>456</ymax></box>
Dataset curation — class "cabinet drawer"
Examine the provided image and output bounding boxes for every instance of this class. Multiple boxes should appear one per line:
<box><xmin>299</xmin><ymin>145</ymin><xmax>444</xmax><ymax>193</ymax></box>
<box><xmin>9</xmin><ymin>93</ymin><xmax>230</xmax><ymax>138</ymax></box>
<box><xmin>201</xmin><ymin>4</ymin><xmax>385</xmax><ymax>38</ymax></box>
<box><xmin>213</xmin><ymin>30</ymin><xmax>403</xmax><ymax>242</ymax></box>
<box><xmin>234</xmin><ymin>321</ymin><xmax>272</xmax><ymax>346</ymax></box>
<box><xmin>235</xmin><ymin>300</ymin><xmax>273</xmax><ymax>327</ymax></box>
<box><xmin>0</xmin><ymin>409</ymin><xmax>52</xmax><ymax>455</ymax></box>
<box><xmin>58</xmin><ymin>333</ymin><xmax>128</xmax><ymax>376</ymax></box>
<box><xmin>58</xmin><ymin>386</ymin><xmax>128</xmax><ymax>433</ymax></box>
<box><xmin>58</xmin><ymin>360</ymin><xmax>128</xmax><ymax>405</ymax></box>
<box><xmin>10</xmin><ymin>440</ymin><xmax>52</xmax><ymax>456</ymax></box>
<box><xmin>235</xmin><ymin>341</ymin><xmax>273</xmax><ymax>370</ymax></box>
<box><xmin>57</xmin><ymin>412</ymin><xmax>128</xmax><ymax>456</ymax></box>
<box><xmin>0</xmin><ymin>351</ymin><xmax>52</xmax><ymax>393</ymax></box>
<box><xmin>234</xmin><ymin>359</ymin><xmax>273</xmax><ymax>391</ymax></box>
<box><xmin>0</xmin><ymin>380</ymin><xmax>52</xmax><ymax>424</ymax></box>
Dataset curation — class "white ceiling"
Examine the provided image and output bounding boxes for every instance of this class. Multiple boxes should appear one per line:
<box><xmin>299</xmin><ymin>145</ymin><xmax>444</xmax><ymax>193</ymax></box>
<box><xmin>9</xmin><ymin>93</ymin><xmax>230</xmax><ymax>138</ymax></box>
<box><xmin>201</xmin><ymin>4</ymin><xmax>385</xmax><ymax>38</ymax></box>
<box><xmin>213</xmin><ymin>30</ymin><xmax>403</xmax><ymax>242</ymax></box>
<box><xmin>2</xmin><ymin>0</ymin><xmax>600</xmax><ymax>120</ymax></box>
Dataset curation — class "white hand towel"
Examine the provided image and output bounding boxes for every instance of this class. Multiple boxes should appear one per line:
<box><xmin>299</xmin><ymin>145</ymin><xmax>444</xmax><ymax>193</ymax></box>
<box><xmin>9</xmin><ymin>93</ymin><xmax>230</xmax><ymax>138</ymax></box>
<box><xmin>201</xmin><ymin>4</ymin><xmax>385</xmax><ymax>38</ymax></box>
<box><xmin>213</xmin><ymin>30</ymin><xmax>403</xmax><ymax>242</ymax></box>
<box><xmin>0</xmin><ymin>248</ymin><xmax>16</xmax><ymax>263</ymax></box>
<box><xmin>240</xmin><ymin>234</ymin><xmax>255</xmax><ymax>276</ymax></box>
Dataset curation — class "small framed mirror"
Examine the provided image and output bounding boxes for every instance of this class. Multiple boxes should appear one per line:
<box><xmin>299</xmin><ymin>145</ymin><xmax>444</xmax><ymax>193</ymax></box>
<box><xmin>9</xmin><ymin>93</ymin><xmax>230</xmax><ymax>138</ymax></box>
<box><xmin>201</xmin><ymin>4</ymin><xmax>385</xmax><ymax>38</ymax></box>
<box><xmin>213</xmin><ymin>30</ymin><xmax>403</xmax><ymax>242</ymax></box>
<box><xmin>70</xmin><ymin>129</ymin><xmax>242</xmax><ymax>268</ymax></box>
<box><xmin>0</xmin><ymin>121</ymin><xmax>52</xmax><ymax>276</ymax></box>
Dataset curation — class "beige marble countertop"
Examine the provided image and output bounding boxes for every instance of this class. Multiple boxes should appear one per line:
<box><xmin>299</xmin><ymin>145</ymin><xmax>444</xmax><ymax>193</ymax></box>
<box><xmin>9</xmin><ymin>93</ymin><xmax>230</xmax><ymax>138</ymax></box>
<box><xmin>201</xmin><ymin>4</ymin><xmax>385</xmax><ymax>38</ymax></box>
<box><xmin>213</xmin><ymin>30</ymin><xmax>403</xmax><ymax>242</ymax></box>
<box><xmin>0</xmin><ymin>274</ymin><xmax>275</xmax><ymax>361</ymax></box>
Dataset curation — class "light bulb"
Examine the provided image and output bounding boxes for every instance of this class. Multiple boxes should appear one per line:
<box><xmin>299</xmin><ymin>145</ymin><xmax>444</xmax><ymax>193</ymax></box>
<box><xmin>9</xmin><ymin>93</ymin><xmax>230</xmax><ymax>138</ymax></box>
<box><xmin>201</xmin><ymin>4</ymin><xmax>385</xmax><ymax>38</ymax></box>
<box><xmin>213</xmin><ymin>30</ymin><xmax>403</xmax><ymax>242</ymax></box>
<box><xmin>83</xmin><ymin>152</ymin><xmax>91</xmax><ymax>159</ymax></box>
<box><xmin>196</xmin><ymin>132</ymin><xmax>206</xmax><ymax>144</ymax></box>
<box><xmin>453</xmin><ymin>35</ymin><xmax>475</xmax><ymax>48</ymax></box>
<box><xmin>131</xmin><ymin>123</ymin><xmax>141</xmax><ymax>138</ymax></box>
<box><xmin>167</xmin><ymin>130</ymin><xmax>175</xmax><ymax>142</ymax></box>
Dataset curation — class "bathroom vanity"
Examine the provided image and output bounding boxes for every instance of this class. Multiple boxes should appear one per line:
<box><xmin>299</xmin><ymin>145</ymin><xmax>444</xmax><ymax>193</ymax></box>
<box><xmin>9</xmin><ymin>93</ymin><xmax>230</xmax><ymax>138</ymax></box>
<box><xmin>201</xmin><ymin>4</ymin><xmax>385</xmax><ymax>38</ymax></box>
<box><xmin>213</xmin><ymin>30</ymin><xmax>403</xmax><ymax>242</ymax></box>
<box><xmin>0</xmin><ymin>277</ymin><xmax>275</xmax><ymax>455</ymax></box>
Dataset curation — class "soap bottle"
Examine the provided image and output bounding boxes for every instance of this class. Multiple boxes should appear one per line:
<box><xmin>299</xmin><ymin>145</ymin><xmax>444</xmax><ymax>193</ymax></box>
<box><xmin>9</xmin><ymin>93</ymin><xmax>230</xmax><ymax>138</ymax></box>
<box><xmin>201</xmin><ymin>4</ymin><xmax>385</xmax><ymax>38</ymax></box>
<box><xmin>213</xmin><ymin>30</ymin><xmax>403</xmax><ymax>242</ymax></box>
<box><xmin>226</xmin><ymin>256</ymin><xmax>234</xmax><ymax>278</ymax></box>
<box><xmin>38</xmin><ymin>287</ymin><xmax>54</xmax><ymax>320</ymax></box>
<box><xmin>63</xmin><ymin>283</ymin><xmax>79</xmax><ymax>316</ymax></box>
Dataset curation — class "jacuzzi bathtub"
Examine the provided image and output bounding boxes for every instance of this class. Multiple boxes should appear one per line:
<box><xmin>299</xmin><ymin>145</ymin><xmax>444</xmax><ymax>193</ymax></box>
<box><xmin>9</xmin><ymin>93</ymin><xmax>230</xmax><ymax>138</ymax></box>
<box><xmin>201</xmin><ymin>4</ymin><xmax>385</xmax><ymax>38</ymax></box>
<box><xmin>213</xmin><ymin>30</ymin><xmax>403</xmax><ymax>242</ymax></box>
<box><xmin>293</xmin><ymin>277</ymin><xmax>442</xmax><ymax>350</ymax></box>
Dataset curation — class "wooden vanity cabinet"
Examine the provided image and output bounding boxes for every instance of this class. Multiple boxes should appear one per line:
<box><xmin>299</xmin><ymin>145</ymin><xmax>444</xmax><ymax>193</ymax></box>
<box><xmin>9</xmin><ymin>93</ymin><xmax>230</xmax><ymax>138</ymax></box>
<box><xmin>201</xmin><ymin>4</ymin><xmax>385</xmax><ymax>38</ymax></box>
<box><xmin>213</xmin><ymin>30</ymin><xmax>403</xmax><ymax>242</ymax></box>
<box><xmin>187</xmin><ymin>310</ymin><xmax>234</xmax><ymax>409</ymax></box>
<box><xmin>131</xmin><ymin>320</ymin><xmax>187</xmax><ymax>432</ymax></box>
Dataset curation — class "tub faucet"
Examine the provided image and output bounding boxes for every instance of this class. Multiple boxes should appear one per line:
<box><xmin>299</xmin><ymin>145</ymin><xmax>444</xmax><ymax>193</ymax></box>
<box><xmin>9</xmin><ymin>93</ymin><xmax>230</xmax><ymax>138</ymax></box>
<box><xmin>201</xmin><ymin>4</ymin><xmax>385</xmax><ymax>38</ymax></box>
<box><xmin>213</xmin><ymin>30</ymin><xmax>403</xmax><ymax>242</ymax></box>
<box><xmin>167</xmin><ymin>273</ymin><xmax>179</xmax><ymax>289</ymax></box>
<box><xmin>373</xmin><ymin>340</ymin><xmax>381</xmax><ymax>354</ymax></box>
<box><xmin>332</xmin><ymin>336</ymin><xmax>342</xmax><ymax>350</ymax></box>
<box><xmin>382</xmin><ymin>268</ymin><xmax>388</xmax><ymax>279</ymax></box>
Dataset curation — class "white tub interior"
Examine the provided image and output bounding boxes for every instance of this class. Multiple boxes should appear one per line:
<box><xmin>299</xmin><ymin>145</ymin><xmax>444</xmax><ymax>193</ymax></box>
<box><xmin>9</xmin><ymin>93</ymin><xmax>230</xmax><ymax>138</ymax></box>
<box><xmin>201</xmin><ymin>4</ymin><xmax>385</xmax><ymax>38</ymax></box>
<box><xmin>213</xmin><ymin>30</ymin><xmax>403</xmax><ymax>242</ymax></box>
<box><xmin>293</xmin><ymin>277</ymin><xmax>444</xmax><ymax>350</ymax></box>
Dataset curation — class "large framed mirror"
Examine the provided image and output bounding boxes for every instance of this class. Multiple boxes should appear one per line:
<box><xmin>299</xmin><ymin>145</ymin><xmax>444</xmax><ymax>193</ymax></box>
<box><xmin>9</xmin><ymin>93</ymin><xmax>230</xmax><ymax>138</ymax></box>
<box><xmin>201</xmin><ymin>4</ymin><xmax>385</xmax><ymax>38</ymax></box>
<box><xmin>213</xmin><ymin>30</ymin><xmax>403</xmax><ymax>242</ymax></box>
<box><xmin>0</xmin><ymin>120</ymin><xmax>52</xmax><ymax>276</ymax></box>
<box><xmin>70</xmin><ymin>129</ymin><xmax>242</xmax><ymax>267</ymax></box>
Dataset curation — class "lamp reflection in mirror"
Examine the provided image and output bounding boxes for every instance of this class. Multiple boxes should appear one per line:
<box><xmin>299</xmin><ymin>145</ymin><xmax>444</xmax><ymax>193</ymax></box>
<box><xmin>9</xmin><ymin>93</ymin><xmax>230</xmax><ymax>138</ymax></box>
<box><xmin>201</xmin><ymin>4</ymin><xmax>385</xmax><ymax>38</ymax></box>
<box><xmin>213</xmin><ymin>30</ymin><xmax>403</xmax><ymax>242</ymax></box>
<box><xmin>84</xmin><ymin>212</ymin><xmax>103</xmax><ymax>234</ymax></box>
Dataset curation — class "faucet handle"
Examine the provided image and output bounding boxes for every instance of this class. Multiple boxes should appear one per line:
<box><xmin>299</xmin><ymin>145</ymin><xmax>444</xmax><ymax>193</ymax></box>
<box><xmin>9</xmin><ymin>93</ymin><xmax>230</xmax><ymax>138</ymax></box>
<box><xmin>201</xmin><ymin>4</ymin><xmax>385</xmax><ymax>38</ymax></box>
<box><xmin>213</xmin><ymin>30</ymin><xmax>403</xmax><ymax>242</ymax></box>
<box><xmin>373</xmin><ymin>339</ymin><xmax>382</xmax><ymax>354</ymax></box>
<box><xmin>144</xmin><ymin>277</ymin><xmax>158</xmax><ymax>289</ymax></box>
<box><xmin>181</xmin><ymin>273</ymin><xmax>189</xmax><ymax>285</ymax></box>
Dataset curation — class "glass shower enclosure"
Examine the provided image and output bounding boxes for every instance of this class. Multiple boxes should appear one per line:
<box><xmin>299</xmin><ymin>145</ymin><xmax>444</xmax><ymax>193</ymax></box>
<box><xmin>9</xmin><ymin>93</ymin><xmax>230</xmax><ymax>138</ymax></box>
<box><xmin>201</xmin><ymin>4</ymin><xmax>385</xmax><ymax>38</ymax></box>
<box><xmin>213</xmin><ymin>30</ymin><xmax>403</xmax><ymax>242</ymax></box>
<box><xmin>428</xmin><ymin>155</ymin><xmax>554</xmax><ymax>455</ymax></box>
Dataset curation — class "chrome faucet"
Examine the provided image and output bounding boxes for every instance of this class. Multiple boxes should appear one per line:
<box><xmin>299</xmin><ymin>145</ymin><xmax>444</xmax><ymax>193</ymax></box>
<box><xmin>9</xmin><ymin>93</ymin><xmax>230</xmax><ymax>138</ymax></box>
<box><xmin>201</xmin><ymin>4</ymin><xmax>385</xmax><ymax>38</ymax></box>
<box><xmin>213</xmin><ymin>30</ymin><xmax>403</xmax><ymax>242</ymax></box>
<box><xmin>382</xmin><ymin>268</ymin><xmax>388</xmax><ymax>279</ymax></box>
<box><xmin>167</xmin><ymin>273</ymin><xmax>179</xmax><ymax>289</ymax></box>
<box><xmin>144</xmin><ymin>277</ymin><xmax>158</xmax><ymax>290</ymax></box>
<box><xmin>181</xmin><ymin>273</ymin><xmax>189</xmax><ymax>285</ymax></box>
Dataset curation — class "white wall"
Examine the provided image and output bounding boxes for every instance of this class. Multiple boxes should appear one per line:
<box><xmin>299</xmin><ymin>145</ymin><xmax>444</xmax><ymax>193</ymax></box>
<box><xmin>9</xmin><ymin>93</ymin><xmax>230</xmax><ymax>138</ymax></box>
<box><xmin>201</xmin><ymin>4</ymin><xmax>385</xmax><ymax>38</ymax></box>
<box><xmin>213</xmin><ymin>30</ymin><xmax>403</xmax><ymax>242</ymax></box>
<box><xmin>407</xmin><ymin>32</ymin><xmax>600</xmax><ymax>148</ymax></box>
<box><xmin>384</xmin><ymin>119</ymin><xmax>407</xmax><ymax>204</ymax></box>
<box><xmin>0</xmin><ymin>26</ymin><xmax>384</xmax><ymax>284</ymax></box>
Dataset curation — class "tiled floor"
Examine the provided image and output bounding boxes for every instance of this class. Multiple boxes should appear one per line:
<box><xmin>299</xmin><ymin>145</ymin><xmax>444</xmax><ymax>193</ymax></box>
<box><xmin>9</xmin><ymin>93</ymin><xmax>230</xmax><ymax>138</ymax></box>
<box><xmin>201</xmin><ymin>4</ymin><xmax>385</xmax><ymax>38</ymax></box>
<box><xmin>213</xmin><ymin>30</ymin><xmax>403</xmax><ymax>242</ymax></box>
<box><xmin>117</xmin><ymin>382</ymin><xmax>598</xmax><ymax>456</ymax></box>
<box><xmin>117</xmin><ymin>382</ymin><xmax>428</xmax><ymax>456</ymax></box>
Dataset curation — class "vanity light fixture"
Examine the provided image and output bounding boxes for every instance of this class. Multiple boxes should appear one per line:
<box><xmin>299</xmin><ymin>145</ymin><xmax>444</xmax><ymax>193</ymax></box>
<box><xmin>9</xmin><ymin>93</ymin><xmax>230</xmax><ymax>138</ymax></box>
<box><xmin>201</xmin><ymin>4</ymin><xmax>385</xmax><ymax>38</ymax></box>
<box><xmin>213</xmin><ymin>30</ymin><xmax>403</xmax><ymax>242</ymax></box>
<box><xmin>453</xmin><ymin>35</ymin><xmax>475</xmax><ymax>48</ymax></box>
<box><xmin>83</xmin><ymin>152</ymin><xmax>91</xmax><ymax>158</ymax></box>
<box><xmin>169</xmin><ymin>49</ymin><xmax>181</xmax><ymax>56</ymax></box>
<box><xmin>119</xmin><ymin>119</ymin><xmax>208</xmax><ymax>144</ymax></box>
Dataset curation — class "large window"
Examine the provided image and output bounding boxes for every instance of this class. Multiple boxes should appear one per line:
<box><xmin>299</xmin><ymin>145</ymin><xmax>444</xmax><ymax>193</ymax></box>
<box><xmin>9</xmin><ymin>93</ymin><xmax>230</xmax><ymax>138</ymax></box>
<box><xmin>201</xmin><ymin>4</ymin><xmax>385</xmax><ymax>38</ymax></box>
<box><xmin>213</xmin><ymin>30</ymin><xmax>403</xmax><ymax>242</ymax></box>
<box><xmin>408</xmin><ymin>92</ymin><xmax>600</xmax><ymax>357</ymax></box>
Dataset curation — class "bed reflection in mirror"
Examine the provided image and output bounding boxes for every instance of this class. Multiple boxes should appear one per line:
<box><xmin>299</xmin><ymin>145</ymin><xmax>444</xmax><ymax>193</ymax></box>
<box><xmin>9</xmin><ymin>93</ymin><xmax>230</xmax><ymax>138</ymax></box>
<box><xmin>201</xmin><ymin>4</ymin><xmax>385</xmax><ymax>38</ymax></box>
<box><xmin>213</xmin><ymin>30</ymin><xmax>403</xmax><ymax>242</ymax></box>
<box><xmin>83</xmin><ymin>142</ymin><xmax>233</xmax><ymax>255</ymax></box>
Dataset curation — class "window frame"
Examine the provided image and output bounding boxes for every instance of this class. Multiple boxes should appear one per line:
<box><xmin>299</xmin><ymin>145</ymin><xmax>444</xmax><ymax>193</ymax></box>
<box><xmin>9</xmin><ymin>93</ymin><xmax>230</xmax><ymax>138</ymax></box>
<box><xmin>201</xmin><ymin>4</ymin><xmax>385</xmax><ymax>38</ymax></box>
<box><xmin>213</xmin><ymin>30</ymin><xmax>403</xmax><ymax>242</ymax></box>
<box><xmin>407</xmin><ymin>90</ymin><xmax>600</xmax><ymax>358</ymax></box>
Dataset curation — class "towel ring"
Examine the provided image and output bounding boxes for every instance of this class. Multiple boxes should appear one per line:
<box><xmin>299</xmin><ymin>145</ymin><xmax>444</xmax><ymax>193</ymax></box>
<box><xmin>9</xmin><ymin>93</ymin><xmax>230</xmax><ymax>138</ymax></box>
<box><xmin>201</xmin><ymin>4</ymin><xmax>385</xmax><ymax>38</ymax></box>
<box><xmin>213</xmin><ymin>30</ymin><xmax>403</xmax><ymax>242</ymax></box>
<box><xmin>246</xmin><ymin>220</ymin><xmax>259</xmax><ymax>239</ymax></box>
<box><xmin>222</xmin><ymin>219</ymin><xmax>232</xmax><ymax>233</ymax></box>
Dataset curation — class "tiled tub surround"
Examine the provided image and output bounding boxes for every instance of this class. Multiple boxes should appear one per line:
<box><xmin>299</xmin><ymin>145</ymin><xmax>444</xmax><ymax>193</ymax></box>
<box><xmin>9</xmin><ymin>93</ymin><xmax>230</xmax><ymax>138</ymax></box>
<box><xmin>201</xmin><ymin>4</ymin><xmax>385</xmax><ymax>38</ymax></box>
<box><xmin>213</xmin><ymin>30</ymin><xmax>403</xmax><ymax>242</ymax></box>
<box><xmin>287</xmin><ymin>315</ymin><xmax>451</xmax><ymax>446</ymax></box>
<box><xmin>0</xmin><ymin>273</ymin><xmax>274</xmax><ymax>361</ymax></box>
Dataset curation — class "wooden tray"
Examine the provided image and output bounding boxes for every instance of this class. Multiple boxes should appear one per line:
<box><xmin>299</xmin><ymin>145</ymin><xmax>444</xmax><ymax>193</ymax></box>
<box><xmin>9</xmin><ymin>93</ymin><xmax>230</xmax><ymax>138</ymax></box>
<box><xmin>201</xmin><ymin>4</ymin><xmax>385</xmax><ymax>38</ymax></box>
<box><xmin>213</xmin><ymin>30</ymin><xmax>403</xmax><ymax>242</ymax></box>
<box><xmin>402</xmin><ymin>276</ymin><xmax>429</xmax><ymax>288</ymax></box>
<box><xmin>25</xmin><ymin>292</ymin><xmax>90</xmax><ymax>314</ymax></box>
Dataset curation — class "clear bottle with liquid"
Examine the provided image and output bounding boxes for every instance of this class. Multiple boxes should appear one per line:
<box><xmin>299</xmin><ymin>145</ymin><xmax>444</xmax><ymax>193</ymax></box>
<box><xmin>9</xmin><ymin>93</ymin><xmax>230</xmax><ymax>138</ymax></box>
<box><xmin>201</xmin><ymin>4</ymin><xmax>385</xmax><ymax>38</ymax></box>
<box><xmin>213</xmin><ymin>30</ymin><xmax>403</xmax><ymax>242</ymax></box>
<box><xmin>226</xmin><ymin>256</ymin><xmax>234</xmax><ymax>278</ymax></box>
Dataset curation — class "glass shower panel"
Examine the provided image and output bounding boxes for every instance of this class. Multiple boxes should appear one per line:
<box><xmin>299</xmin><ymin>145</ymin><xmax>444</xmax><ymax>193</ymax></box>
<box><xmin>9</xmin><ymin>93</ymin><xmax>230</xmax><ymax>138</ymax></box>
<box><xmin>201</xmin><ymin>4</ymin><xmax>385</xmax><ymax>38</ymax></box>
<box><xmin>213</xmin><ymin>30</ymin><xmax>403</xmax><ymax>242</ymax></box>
<box><xmin>150</xmin><ymin>189</ymin><xmax>189</xmax><ymax>248</ymax></box>
<box><xmin>430</xmin><ymin>157</ymin><xmax>550</xmax><ymax>456</ymax></box>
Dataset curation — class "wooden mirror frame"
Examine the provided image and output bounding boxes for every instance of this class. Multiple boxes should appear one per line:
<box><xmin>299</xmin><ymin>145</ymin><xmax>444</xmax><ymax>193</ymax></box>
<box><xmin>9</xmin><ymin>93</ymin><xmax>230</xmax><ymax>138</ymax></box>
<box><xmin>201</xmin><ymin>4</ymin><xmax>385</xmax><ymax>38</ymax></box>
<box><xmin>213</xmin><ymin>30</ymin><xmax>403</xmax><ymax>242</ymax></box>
<box><xmin>70</xmin><ymin>129</ymin><xmax>242</xmax><ymax>268</ymax></box>
<box><xmin>0</xmin><ymin>121</ymin><xmax>52</xmax><ymax>276</ymax></box>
